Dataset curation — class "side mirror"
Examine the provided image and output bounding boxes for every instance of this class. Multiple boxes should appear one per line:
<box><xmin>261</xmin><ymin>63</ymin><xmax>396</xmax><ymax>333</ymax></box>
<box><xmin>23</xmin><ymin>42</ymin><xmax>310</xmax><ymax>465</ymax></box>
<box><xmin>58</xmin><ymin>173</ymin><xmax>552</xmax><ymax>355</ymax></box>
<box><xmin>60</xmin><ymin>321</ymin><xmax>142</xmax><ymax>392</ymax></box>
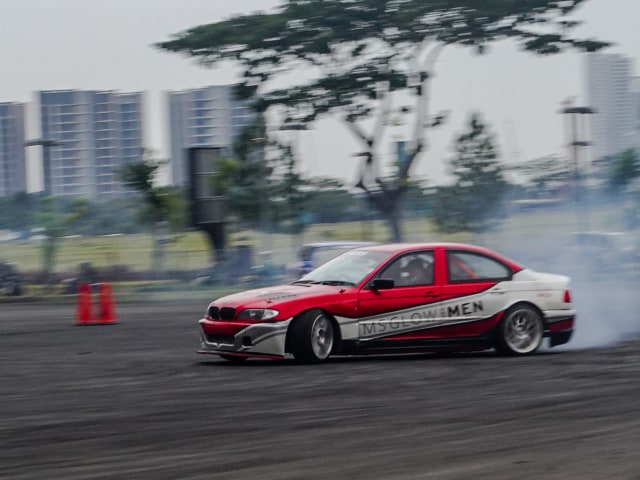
<box><xmin>369</xmin><ymin>278</ymin><xmax>395</xmax><ymax>291</ymax></box>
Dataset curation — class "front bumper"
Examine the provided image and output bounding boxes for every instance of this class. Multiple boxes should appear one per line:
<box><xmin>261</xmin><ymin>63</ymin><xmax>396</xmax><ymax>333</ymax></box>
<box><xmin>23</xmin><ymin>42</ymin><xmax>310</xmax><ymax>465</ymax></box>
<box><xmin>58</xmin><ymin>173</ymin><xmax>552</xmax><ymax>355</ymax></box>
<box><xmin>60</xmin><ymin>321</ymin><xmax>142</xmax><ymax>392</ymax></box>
<box><xmin>198</xmin><ymin>318</ymin><xmax>291</xmax><ymax>359</ymax></box>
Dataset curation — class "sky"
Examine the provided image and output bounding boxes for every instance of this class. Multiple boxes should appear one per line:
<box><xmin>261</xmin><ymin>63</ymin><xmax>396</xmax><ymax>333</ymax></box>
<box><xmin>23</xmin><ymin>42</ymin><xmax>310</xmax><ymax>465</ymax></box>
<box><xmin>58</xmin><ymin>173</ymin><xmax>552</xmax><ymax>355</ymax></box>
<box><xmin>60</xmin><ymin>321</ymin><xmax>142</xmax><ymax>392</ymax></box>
<box><xmin>2</xmin><ymin>0</ymin><xmax>639</xmax><ymax>190</ymax></box>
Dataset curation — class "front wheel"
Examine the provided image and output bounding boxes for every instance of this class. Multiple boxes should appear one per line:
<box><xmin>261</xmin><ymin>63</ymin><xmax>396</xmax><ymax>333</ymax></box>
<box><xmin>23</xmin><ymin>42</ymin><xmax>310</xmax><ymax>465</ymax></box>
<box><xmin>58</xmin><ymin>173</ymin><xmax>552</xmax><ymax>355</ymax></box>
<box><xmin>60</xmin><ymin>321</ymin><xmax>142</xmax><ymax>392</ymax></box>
<box><xmin>289</xmin><ymin>310</ymin><xmax>335</xmax><ymax>363</ymax></box>
<box><xmin>495</xmin><ymin>304</ymin><xmax>544</xmax><ymax>356</ymax></box>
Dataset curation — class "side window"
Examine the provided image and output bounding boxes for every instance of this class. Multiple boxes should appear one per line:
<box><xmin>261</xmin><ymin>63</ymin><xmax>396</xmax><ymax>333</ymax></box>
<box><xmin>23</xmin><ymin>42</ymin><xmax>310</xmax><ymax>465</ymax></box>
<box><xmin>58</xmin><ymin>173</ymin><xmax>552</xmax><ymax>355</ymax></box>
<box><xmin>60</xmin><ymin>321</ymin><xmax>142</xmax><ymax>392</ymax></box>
<box><xmin>447</xmin><ymin>251</ymin><xmax>511</xmax><ymax>282</ymax></box>
<box><xmin>380</xmin><ymin>252</ymin><xmax>434</xmax><ymax>287</ymax></box>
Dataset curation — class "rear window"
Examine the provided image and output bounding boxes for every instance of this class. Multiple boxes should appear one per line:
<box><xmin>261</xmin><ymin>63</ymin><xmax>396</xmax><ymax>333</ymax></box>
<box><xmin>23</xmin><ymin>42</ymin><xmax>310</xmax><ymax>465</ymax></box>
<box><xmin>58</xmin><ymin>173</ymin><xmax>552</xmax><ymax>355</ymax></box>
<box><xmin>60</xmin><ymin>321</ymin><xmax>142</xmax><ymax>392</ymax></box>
<box><xmin>447</xmin><ymin>251</ymin><xmax>511</xmax><ymax>282</ymax></box>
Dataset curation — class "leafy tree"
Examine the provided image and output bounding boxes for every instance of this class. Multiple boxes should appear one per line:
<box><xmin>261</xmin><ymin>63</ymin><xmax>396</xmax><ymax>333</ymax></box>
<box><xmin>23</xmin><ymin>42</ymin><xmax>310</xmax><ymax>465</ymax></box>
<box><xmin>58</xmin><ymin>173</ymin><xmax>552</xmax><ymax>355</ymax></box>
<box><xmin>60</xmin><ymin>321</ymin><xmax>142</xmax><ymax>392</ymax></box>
<box><xmin>597</xmin><ymin>148</ymin><xmax>640</xmax><ymax>229</ymax></box>
<box><xmin>116</xmin><ymin>150</ymin><xmax>185</xmax><ymax>272</ymax></box>
<box><xmin>270</xmin><ymin>143</ymin><xmax>310</xmax><ymax>234</ymax></box>
<box><xmin>507</xmin><ymin>154</ymin><xmax>572</xmax><ymax>199</ymax></box>
<box><xmin>607</xmin><ymin>148</ymin><xmax>640</xmax><ymax>193</ymax></box>
<box><xmin>303</xmin><ymin>177</ymin><xmax>362</xmax><ymax>223</ymax></box>
<box><xmin>432</xmin><ymin>113</ymin><xmax>508</xmax><ymax>233</ymax></box>
<box><xmin>66</xmin><ymin>198</ymin><xmax>94</xmax><ymax>236</ymax></box>
<box><xmin>404</xmin><ymin>180</ymin><xmax>431</xmax><ymax>218</ymax></box>
<box><xmin>210</xmin><ymin>113</ymin><xmax>309</xmax><ymax>234</ymax></box>
<box><xmin>157</xmin><ymin>0</ymin><xmax>607</xmax><ymax>241</ymax></box>
<box><xmin>34</xmin><ymin>196</ymin><xmax>75</xmax><ymax>280</ymax></box>
<box><xmin>89</xmin><ymin>197</ymin><xmax>147</xmax><ymax>234</ymax></box>
<box><xmin>116</xmin><ymin>151</ymin><xmax>188</xmax><ymax>231</ymax></box>
<box><xmin>218</xmin><ymin>114</ymin><xmax>275</xmax><ymax>228</ymax></box>
<box><xmin>0</xmin><ymin>191</ymin><xmax>36</xmax><ymax>233</ymax></box>
<box><xmin>0</xmin><ymin>192</ymin><xmax>90</xmax><ymax>280</ymax></box>
<box><xmin>117</xmin><ymin>154</ymin><xmax>167</xmax><ymax>225</ymax></box>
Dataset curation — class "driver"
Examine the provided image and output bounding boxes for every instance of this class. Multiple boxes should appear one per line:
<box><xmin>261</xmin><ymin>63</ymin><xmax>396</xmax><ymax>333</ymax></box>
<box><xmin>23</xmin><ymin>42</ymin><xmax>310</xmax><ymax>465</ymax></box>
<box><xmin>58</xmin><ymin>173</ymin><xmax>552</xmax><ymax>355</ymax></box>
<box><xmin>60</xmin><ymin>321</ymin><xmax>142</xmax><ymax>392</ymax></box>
<box><xmin>403</xmin><ymin>258</ymin><xmax>430</xmax><ymax>285</ymax></box>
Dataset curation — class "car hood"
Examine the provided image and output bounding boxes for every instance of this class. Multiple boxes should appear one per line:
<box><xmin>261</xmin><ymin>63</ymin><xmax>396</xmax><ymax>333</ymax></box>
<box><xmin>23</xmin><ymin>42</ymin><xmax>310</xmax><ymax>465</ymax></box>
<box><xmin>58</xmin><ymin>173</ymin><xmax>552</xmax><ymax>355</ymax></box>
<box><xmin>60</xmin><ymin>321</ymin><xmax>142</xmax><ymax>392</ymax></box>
<box><xmin>211</xmin><ymin>283</ymin><xmax>351</xmax><ymax>310</ymax></box>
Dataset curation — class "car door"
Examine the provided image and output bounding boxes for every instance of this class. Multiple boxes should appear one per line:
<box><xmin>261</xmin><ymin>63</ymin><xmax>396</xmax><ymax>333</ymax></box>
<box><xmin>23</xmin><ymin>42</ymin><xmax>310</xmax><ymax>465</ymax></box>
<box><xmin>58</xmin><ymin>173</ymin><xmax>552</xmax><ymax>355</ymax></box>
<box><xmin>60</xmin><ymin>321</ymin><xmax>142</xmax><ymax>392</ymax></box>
<box><xmin>439</xmin><ymin>248</ymin><xmax>515</xmax><ymax>334</ymax></box>
<box><xmin>357</xmin><ymin>250</ymin><xmax>443</xmax><ymax>340</ymax></box>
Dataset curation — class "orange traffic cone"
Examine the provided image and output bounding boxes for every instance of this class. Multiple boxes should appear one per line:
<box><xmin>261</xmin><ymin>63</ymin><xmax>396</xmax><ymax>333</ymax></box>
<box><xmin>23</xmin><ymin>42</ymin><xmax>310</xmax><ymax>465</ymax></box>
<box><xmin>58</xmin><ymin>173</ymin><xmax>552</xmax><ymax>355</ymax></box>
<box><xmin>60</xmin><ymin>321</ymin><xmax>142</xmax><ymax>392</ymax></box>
<box><xmin>76</xmin><ymin>283</ymin><xmax>93</xmax><ymax>325</ymax></box>
<box><xmin>98</xmin><ymin>282</ymin><xmax>118</xmax><ymax>324</ymax></box>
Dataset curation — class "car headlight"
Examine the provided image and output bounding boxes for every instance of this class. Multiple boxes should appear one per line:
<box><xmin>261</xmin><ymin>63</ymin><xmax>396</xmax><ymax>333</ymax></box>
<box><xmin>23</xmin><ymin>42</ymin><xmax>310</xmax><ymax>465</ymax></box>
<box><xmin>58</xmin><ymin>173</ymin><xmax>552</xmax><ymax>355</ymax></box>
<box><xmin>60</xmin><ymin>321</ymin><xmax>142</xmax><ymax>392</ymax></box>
<box><xmin>237</xmin><ymin>309</ymin><xmax>279</xmax><ymax>321</ymax></box>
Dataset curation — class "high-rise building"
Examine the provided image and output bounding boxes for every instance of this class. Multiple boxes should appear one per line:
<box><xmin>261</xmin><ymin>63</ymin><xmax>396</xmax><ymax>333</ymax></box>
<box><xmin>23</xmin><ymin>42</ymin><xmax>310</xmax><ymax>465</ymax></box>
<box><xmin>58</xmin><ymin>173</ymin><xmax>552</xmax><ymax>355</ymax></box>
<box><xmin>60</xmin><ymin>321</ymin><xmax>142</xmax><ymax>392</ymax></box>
<box><xmin>167</xmin><ymin>85</ymin><xmax>255</xmax><ymax>186</ymax></box>
<box><xmin>632</xmin><ymin>77</ymin><xmax>640</xmax><ymax>149</ymax></box>
<box><xmin>39</xmin><ymin>90</ymin><xmax>145</xmax><ymax>198</ymax></box>
<box><xmin>0</xmin><ymin>102</ymin><xmax>27</xmax><ymax>196</ymax></box>
<box><xmin>585</xmin><ymin>53</ymin><xmax>636</xmax><ymax>162</ymax></box>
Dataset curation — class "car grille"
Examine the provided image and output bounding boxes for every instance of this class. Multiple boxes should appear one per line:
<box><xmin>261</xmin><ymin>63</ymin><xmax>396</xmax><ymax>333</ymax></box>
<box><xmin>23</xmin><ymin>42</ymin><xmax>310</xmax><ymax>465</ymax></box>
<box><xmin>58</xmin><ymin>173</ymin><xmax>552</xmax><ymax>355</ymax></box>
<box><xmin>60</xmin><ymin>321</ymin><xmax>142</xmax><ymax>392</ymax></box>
<box><xmin>207</xmin><ymin>306</ymin><xmax>236</xmax><ymax>320</ymax></box>
<box><xmin>206</xmin><ymin>334</ymin><xmax>235</xmax><ymax>345</ymax></box>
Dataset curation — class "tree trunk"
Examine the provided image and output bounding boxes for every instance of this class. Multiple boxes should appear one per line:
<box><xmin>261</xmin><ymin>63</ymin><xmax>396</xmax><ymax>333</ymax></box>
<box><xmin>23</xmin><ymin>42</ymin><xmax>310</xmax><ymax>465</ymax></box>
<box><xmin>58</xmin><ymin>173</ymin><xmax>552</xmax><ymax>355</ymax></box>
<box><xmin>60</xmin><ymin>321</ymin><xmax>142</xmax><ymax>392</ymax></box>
<box><xmin>387</xmin><ymin>210</ymin><xmax>402</xmax><ymax>242</ymax></box>
<box><xmin>384</xmin><ymin>195</ymin><xmax>403</xmax><ymax>242</ymax></box>
<box><xmin>365</xmin><ymin>188</ymin><xmax>404</xmax><ymax>242</ymax></box>
<box><xmin>200</xmin><ymin>223</ymin><xmax>226</xmax><ymax>263</ymax></box>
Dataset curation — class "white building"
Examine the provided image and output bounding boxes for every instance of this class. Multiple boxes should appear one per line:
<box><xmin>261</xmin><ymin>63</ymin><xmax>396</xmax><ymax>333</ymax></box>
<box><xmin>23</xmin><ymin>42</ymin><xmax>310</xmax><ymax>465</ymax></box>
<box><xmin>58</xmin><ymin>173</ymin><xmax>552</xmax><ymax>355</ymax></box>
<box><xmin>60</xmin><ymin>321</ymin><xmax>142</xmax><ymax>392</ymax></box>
<box><xmin>39</xmin><ymin>90</ymin><xmax>145</xmax><ymax>198</ymax></box>
<box><xmin>585</xmin><ymin>53</ymin><xmax>636</xmax><ymax>162</ymax></box>
<box><xmin>631</xmin><ymin>77</ymin><xmax>640</xmax><ymax>149</ymax></box>
<box><xmin>0</xmin><ymin>102</ymin><xmax>27</xmax><ymax>196</ymax></box>
<box><xmin>167</xmin><ymin>85</ymin><xmax>255</xmax><ymax>186</ymax></box>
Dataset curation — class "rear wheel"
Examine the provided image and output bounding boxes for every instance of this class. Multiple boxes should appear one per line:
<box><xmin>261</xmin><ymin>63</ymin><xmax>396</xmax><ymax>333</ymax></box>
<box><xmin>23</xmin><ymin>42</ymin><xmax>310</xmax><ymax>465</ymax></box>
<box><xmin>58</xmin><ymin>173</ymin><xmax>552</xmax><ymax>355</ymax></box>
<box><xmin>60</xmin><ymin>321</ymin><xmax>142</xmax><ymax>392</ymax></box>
<box><xmin>289</xmin><ymin>310</ymin><xmax>335</xmax><ymax>363</ymax></box>
<box><xmin>495</xmin><ymin>304</ymin><xmax>544</xmax><ymax>356</ymax></box>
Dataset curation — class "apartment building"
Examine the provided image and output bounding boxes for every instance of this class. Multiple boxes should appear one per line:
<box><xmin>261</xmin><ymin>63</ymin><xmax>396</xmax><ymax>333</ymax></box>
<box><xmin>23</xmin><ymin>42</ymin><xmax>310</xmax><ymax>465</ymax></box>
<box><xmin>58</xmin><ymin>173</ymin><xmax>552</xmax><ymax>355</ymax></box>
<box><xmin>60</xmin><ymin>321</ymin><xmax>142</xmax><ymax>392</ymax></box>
<box><xmin>0</xmin><ymin>102</ymin><xmax>27</xmax><ymax>196</ymax></box>
<box><xmin>39</xmin><ymin>90</ymin><xmax>145</xmax><ymax>198</ymax></box>
<box><xmin>585</xmin><ymin>53</ymin><xmax>636</xmax><ymax>161</ymax></box>
<box><xmin>167</xmin><ymin>85</ymin><xmax>254</xmax><ymax>186</ymax></box>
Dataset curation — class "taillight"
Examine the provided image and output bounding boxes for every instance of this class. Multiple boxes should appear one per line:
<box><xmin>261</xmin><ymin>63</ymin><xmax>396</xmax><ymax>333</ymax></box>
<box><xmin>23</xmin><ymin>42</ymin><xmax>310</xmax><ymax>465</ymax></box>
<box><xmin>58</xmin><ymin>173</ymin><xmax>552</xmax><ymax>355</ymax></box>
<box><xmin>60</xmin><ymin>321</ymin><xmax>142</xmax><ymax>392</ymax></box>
<box><xmin>563</xmin><ymin>290</ymin><xmax>572</xmax><ymax>303</ymax></box>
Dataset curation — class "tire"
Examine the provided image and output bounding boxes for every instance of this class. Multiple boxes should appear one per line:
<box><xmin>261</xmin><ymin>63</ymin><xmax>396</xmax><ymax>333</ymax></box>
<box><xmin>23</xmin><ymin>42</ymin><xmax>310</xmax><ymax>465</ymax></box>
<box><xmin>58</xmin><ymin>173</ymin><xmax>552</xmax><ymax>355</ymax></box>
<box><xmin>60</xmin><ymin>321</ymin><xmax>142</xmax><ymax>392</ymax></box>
<box><xmin>289</xmin><ymin>309</ymin><xmax>335</xmax><ymax>363</ymax></box>
<box><xmin>495</xmin><ymin>304</ymin><xmax>544</xmax><ymax>356</ymax></box>
<box><xmin>219</xmin><ymin>354</ymin><xmax>248</xmax><ymax>363</ymax></box>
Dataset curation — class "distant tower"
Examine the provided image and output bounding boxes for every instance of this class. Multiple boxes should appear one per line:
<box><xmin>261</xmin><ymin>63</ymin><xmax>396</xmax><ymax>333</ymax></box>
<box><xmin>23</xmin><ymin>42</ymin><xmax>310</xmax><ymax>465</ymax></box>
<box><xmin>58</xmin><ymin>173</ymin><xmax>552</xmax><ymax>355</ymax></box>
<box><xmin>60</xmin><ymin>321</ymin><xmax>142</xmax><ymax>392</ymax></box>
<box><xmin>39</xmin><ymin>90</ymin><xmax>145</xmax><ymax>198</ymax></box>
<box><xmin>0</xmin><ymin>102</ymin><xmax>27</xmax><ymax>196</ymax></box>
<box><xmin>585</xmin><ymin>53</ymin><xmax>635</xmax><ymax>162</ymax></box>
<box><xmin>167</xmin><ymin>85</ymin><xmax>255</xmax><ymax>186</ymax></box>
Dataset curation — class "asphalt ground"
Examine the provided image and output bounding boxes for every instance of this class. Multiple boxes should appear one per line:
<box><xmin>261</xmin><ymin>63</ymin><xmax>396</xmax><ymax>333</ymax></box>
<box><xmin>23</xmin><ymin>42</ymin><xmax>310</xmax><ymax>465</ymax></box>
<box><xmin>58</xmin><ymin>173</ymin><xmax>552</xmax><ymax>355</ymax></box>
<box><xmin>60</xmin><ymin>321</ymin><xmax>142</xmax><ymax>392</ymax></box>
<box><xmin>1</xmin><ymin>293</ymin><xmax>640</xmax><ymax>480</ymax></box>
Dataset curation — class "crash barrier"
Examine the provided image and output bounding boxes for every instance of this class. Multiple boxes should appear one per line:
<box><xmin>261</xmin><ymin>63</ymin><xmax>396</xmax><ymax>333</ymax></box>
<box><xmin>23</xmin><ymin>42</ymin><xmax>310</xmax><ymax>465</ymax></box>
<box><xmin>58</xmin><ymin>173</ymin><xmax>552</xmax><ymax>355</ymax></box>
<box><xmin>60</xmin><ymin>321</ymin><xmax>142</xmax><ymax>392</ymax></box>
<box><xmin>75</xmin><ymin>282</ymin><xmax>118</xmax><ymax>325</ymax></box>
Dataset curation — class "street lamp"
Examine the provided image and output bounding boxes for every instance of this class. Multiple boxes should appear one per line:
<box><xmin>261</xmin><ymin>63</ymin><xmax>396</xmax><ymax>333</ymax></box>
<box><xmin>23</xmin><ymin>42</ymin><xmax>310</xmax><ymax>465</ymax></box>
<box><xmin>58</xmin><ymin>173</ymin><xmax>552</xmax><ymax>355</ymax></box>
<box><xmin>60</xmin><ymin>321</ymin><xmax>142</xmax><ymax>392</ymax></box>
<box><xmin>559</xmin><ymin>99</ymin><xmax>595</xmax><ymax>231</ymax></box>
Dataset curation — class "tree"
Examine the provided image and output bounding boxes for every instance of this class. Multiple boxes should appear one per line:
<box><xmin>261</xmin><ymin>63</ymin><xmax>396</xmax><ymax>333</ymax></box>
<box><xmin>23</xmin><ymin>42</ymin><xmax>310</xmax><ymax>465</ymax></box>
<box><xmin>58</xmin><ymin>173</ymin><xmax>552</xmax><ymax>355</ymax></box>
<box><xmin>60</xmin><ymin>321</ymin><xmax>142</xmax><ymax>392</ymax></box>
<box><xmin>66</xmin><ymin>198</ymin><xmax>94</xmax><ymax>236</ymax></box>
<box><xmin>210</xmin><ymin>114</ymin><xmax>309</xmax><ymax>233</ymax></box>
<box><xmin>0</xmin><ymin>192</ymin><xmax>31</xmax><ymax>233</ymax></box>
<box><xmin>116</xmin><ymin>150</ymin><xmax>184</xmax><ymax>272</ymax></box>
<box><xmin>303</xmin><ymin>177</ymin><xmax>363</xmax><ymax>223</ymax></box>
<box><xmin>270</xmin><ymin>143</ymin><xmax>310</xmax><ymax>234</ymax></box>
<box><xmin>218</xmin><ymin>113</ymin><xmax>275</xmax><ymax>228</ymax></box>
<box><xmin>34</xmin><ymin>196</ymin><xmax>74</xmax><ymax>281</ymax></box>
<box><xmin>506</xmin><ymin>154</ymin><xmax>572</xmax><ymax>199</ymax></box>
<box><xmin>431</xmin><ymin>113</ymin><xmax>508</xmax><ymax>233</ymax></box>
<box><xmin>157</xmin><ymin>0</ymin><xmax>607</xmax><ymax>241</ymax></box>
<box><xmin>607</xmin><ymin>148</ymin><xmax>640</xmax><ymax>193</ymax></box>
<box><xmin>116</xmin><ymin>155</ymin><xmax>166</xmax><ymax>224</ymax></box>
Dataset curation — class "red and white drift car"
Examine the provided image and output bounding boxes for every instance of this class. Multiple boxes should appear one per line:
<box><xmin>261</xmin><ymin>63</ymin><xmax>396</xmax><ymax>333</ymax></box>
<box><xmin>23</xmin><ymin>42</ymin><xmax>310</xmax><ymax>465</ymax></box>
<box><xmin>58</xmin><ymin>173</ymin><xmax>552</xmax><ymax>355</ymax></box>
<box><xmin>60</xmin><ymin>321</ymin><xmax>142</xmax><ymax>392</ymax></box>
<box><xmin>198</xmin><ymin>243</ymin><xmax>575</xmax><ymax>363</ymax></box>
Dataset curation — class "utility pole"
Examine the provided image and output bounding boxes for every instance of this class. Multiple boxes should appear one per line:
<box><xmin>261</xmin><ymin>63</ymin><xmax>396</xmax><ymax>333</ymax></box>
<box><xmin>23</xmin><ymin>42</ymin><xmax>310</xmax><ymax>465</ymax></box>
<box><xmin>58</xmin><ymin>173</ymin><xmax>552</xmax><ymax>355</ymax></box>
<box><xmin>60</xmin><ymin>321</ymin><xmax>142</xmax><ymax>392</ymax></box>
<box><xmin>560</xmin><ymin>99</ymin><xmax>595</xmax><ymax>232</ymax></box>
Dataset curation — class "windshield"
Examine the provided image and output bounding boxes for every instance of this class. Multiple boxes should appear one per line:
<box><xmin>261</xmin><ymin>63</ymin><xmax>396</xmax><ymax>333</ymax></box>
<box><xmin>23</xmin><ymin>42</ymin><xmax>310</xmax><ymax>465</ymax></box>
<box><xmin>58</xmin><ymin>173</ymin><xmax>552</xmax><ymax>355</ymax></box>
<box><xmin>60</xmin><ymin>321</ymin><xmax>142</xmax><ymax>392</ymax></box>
<box><xmin>294</xmin><ymin>249</ymin><xmax>391</xmax><ymax>286</ymax></box>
